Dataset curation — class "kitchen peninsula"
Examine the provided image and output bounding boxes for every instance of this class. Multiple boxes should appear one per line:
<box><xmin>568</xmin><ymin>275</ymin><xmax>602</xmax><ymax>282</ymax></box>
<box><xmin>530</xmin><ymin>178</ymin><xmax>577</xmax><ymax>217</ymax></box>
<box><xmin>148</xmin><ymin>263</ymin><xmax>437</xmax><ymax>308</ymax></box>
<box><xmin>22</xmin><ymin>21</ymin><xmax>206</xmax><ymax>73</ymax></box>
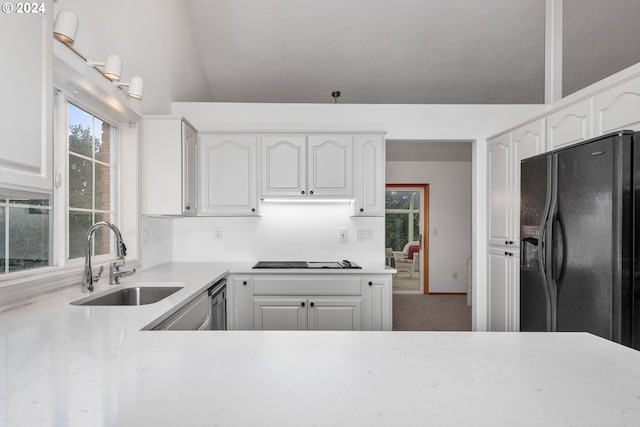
<box><xmin>1</xmin><ymin>263</ymin><xmax>639</xmax><ymax>426</ymax></box>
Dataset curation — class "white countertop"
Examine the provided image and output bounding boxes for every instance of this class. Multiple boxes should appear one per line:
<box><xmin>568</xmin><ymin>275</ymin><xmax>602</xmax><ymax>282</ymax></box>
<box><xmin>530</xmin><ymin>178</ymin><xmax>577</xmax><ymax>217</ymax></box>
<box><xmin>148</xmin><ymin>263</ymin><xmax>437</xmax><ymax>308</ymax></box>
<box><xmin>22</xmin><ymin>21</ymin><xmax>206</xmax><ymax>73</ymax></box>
<box><xmin>1</xmin><ymin>262</ymin><xmax>640</xmax><ymax>426</ymax></box>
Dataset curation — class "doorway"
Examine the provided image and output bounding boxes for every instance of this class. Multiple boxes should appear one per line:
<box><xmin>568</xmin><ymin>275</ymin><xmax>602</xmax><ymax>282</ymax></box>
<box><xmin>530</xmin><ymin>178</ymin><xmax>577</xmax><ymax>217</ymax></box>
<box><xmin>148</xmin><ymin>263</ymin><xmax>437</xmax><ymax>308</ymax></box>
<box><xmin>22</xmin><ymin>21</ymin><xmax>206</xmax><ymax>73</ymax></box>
<box><xmin>385</xmin><ymin>184</ymin><xmax>429</xmax><ymax>294</ymax></box>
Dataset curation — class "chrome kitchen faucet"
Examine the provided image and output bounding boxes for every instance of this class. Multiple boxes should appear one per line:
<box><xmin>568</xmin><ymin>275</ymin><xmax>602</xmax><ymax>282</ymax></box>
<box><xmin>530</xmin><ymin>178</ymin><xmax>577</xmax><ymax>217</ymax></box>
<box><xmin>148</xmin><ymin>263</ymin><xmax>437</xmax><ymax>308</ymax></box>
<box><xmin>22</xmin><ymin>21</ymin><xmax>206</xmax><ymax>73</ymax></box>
<box><xmin>82</xmin><ymin>221</ymin><xmax>135</xmax><ymax>292</ymax></box>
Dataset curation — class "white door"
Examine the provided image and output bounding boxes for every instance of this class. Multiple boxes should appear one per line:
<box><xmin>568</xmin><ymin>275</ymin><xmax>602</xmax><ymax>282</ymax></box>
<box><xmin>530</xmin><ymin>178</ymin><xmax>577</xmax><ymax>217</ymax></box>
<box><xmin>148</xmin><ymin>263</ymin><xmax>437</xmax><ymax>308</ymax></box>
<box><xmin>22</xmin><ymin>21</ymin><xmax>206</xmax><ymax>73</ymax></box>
<box><xmin>385</xmin><ymin>186</ymin><xmax>427</xmax><ymax>294</ymax></box>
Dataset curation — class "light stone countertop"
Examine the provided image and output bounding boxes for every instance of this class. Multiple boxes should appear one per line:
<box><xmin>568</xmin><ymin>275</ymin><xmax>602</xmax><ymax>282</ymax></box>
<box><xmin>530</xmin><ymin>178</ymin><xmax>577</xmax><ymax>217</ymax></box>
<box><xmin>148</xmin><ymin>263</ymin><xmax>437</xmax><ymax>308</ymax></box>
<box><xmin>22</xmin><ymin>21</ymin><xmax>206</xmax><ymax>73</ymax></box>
<box><xmin>1</xmin><ymin>262</ymin><xmax>640</xmax><ymax>426</ymax></box>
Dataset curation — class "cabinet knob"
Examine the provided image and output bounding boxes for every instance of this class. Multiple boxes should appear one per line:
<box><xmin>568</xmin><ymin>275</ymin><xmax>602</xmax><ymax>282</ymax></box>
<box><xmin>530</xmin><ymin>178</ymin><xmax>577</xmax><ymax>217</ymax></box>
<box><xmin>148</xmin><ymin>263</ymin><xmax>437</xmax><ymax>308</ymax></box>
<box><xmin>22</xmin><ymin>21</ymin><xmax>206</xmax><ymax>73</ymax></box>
<box><xmin>309</xmin><ymin>190</ymin><xmax>314</xmax><ymax>195</ymax></box>
<box><xmin>505</xmin><ymin>252</ymin><xmax>514</xmax><ymax>256</ymax></box>
<box><xmin>242</xmin><ymin>280</ymin><xmax>247</xmax><ymax>286</ymax></box>
<box><xmin>301</xmin><ymin>302</ymin><xmax>305</xmax><ymax>307</ymax></box>
<box><xmin>368</xmin><ymin>281</ymin><xmax>373</xmax><ymax>286</ymax></box>
<box><xmin>185</xmin><ymin>205</ymin><xmax>191</xmax><ymax>211</ymax></box>
<box><xmin>360</xmin><ymin>208</ymin><xmax>364</xmax><ymax>212</ymax></box>
<box><xmin>251</xmin><ymin>208</ymin><xmax>256</xmax><ymax>212</ymax></box>
<box><xmin>505</xmin><ymin>240</ymin><xmax>514</xmax><ymax>245</ymax></box>
<box><xmin>301</xmin><ymin>190</ymin><xmax>305</xmax><ymax>195</ymax></box>
<box><xmin>310</xmin><ymin>302</ymin><xmax>314</xmax><ymax>307</ymax></box>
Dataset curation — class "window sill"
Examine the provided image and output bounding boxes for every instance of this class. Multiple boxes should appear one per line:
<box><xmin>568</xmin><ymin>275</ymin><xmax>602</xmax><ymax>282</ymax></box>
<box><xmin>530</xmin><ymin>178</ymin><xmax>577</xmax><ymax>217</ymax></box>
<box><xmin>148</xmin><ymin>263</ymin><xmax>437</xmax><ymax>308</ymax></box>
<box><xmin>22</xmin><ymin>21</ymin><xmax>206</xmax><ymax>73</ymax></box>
<box><xmin>0</xmin><ymin>258</ymin><xmax>141</xmax><ymax>312</ymax></box>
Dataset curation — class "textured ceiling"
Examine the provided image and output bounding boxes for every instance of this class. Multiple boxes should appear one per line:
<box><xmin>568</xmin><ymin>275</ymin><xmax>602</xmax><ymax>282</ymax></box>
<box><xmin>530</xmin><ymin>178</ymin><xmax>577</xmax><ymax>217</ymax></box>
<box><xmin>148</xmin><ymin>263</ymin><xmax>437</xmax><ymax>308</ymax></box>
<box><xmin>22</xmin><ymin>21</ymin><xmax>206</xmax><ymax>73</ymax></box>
<box><xmin>185</xmin><ymin>0</ymin><xmax>640</xmax><ymax>104</ymax></box>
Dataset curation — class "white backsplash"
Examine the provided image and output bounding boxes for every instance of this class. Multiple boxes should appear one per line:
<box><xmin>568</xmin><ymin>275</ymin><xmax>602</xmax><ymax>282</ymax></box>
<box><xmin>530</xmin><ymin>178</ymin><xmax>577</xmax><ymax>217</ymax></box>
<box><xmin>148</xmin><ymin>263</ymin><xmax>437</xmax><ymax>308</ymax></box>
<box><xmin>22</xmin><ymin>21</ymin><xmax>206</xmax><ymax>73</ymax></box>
<box><xmin>142</xmin><ymin>201</ymin><xmax>383</xmax><ymax>268</ymax></box>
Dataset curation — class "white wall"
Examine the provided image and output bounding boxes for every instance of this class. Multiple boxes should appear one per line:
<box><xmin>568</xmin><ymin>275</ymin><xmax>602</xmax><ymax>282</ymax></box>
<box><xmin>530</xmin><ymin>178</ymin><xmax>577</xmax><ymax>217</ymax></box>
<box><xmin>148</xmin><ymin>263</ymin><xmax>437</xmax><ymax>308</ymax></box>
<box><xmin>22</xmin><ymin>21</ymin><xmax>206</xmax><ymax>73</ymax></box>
<box><xmin>387</xmin><ymin>161</ymin><xmax>472</xmax><ymax>293</ymax></box>
<box><xmin>54</xmin><ymin>0</ymin><xmax>210</xmax><ymax>114</ymax></box>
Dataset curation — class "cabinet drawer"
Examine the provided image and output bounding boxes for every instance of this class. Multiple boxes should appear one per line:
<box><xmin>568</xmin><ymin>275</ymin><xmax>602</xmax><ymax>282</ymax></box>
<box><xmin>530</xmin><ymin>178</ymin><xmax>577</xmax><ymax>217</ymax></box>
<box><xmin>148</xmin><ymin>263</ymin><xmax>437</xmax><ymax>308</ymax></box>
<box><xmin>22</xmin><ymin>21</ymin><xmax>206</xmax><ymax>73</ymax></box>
<box><xmin>252</xmin><ymin>276</ymin><xmax>363</xmax><ymax>295</ymax></box>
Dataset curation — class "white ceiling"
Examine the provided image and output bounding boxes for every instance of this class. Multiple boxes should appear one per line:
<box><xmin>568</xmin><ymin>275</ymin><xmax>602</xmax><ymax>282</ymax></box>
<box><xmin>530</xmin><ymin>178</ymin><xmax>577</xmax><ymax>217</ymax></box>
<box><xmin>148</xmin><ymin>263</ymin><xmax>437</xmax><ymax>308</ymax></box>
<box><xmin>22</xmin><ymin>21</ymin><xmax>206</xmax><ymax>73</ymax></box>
<box><xmin>184</xmin><ymin>0</ymin><xmax>640</xmax><ymax>105</ymax></box>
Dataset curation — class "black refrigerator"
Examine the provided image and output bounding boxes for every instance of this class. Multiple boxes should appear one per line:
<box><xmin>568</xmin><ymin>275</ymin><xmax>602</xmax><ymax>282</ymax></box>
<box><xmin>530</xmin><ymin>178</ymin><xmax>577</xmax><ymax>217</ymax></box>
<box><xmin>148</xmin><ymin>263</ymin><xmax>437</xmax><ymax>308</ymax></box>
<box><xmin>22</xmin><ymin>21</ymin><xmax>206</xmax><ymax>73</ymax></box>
<box><xmin>520</xmin><ymin>130</ymin><xmax>639</xmax><ymax>350</ymax></box>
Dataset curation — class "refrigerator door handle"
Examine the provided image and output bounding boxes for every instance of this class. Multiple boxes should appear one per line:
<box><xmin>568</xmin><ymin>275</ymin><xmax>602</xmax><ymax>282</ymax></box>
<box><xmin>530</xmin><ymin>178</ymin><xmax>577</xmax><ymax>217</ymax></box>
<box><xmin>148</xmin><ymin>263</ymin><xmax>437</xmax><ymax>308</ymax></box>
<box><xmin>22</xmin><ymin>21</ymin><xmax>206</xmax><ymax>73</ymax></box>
<box><xmin>551</xmin><ymin>217</ymin><xmax>565</xmax><ymax>281</ymax></box>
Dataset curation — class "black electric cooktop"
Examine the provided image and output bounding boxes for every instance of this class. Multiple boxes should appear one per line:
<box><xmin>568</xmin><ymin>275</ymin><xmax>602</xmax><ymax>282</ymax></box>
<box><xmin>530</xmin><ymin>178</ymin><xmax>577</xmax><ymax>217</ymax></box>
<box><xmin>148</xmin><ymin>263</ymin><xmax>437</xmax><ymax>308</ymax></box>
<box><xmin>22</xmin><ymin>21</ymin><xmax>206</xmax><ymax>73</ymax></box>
<box><xmin>253</xmin><ymin>260</ymin><xmax>361</xmax><ymax>269</ymax></box>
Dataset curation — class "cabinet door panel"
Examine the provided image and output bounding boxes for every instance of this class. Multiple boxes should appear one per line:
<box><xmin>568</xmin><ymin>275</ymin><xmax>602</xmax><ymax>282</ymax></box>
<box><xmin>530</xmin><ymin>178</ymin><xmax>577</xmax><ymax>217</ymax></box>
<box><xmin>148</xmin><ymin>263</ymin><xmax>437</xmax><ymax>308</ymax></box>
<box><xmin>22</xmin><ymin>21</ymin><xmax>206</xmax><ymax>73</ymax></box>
<box><xmin>547</xmin><ymin>99</ymin><xmax>593</xmax><ymax>150</ymax></box>
<box><xmin>228</xmin><ymin>276</ymin><xmax>252</xmax><ymax>330</ymax></box>
<box><xmin>487</xmin><ymin>134</ymin><xmax>511</xmax><ymax>246</ymax></box>
<box><xmin>182</xmin><ymin>121</ymin><xmax>198</xmax><ymax>215</ymax></box>
<box><xmin>511</xmin><ymin>120</ymin><xmax>545</xmax><ymax>245</ymax></box>
<box><xmin>261</xmin><ymin>135</ymin><xmax>306</xmax><ymax>196</ymax></box>
<box><xmin>308</xmin><ymin>298</ymin><xmax>363</xmax><ymax>331</ymax></box>
<box><xmin>488</xmin><ymin>248</ymin><xmax>510</xmax><ymax>332</ymax></box>
<box><xmin>199</xmin><ymin>134</ymin><xmax>259</xmax><ymax>215</ymax></box>
<box><xmin>253</xmin><ymin>297</ymin><xmax>307</xmax><ymax>330</ymax></box>
<box><xmin>595</xmin><ymin>76</ymin><xmax>640</xmax><ymax>134</ymax></box>
<box><xmin>307</xmin><ymin>135</ymin><xmax>353</xmax><ymax>197</ymax></box>
<box><xmin>0</xmin><ymin>4</ymin><xmax>52</xmax><ymax>192</ymax></box>
<box><xmin>353</xmin><ymin>134</ymin><xmax>385</xmax><ymax>216</ymax></box>
<box><xmin>365</xmin><ymin>278</ymin><xmax>392</xmax><ymax>331</ymax></box>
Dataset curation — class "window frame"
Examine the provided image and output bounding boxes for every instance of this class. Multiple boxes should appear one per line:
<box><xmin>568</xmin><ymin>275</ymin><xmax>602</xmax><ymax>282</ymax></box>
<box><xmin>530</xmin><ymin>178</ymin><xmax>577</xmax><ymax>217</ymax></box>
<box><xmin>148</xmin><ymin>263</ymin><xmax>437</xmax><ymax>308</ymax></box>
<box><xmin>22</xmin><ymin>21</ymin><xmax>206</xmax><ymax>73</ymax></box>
<box><xmin>65</xmin><ymin>101</ymin><xmax>120</xmax><ymax>264</ymax></box>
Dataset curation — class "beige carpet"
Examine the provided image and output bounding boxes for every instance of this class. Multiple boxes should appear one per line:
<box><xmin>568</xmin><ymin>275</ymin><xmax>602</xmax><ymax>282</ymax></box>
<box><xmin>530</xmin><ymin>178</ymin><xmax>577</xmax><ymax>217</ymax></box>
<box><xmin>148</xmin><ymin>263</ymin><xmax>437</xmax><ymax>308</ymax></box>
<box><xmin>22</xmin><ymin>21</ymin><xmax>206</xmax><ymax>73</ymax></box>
<box><xmin>392</xmin><ymin>294</ymin><xmax>471</xmax><ymax>331</ymax></box>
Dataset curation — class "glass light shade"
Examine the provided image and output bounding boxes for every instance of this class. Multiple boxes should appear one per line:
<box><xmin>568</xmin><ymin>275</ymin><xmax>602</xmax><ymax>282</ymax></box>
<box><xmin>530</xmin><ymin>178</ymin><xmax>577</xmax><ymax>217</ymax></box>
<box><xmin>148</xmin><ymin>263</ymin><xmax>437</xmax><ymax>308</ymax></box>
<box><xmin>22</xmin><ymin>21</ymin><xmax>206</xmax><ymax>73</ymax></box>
<box><xmin>103</xmin><ymin>54</ymin><xmax>122</xmax><ymax>81</ymax></box>
<box><xmin>127</xmin><ymin>76</ymin><xmax>144</xmax><ymax>99</ymax></box>
<box><xmin>53</xmin><ymin>10</ymin><xmax>79</xmax><ymax>45</ymax></box>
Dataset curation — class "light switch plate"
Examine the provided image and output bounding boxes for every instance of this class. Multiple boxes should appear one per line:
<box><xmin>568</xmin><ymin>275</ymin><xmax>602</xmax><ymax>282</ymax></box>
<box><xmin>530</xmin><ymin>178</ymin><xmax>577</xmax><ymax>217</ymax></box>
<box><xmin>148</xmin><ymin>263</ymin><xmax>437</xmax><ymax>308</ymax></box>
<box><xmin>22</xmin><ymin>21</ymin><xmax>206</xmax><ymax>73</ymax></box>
<box><xmin>357</xmin><ymin>228</ymin><xmax>373</xmax><ymax>241</ymax></box>
<box><xmin>339</xmin><ymin>228</ymin><xmax>348</xmax><ymax>242</ymax></box>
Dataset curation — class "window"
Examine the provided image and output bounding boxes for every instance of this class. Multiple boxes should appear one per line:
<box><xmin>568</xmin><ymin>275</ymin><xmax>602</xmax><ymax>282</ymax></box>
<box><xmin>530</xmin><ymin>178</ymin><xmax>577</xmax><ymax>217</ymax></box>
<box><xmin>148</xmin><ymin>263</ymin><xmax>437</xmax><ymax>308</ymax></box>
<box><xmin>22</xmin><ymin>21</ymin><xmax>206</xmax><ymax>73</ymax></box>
<box><xmin>0</xmin><ymin>198</ymin><xmax>52</xmax><ymax>274</ymax></box>
<box><xmin>67</xmin><ymin>103</ymin><xmax>118</xmax><ymax>260</ymax></box>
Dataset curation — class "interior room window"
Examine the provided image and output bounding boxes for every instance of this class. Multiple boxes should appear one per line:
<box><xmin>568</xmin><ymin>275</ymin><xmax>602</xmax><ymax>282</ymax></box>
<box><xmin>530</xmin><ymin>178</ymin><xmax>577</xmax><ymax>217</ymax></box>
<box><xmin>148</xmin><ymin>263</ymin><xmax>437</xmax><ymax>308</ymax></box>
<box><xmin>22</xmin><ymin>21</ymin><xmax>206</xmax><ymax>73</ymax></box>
<box><xmin>67</xmin><ymin>103</ymin><xmax>118</xmax><ymax>260</ymax></box>
<box><xmin>0</xmin><ymin>198</ymin><xmax>52</xmax><ymax>274</ymax></box>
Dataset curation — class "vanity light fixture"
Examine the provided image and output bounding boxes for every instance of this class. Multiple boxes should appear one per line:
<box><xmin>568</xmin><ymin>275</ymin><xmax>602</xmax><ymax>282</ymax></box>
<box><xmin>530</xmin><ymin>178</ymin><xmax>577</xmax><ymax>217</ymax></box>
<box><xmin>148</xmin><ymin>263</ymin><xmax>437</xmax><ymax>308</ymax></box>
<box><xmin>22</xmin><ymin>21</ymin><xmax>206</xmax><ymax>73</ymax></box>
<box><xmin>87</xmin><ymin>53</ymin><xmax>123</xmax><ymax>81</ymax></box>
<box><xmin>53</xmin><ymin>9</ymin><xmax>79</xmax><ymax>45</ymax></box>
<box><xmin>53</xmin><ymin>10</ymin><xmax>144</xmax><ymax>101</ymax></box>
<box><xmin>114</xmin><ymin>76</ymin><xmax>144</xmax><ymax>100</ymax></box>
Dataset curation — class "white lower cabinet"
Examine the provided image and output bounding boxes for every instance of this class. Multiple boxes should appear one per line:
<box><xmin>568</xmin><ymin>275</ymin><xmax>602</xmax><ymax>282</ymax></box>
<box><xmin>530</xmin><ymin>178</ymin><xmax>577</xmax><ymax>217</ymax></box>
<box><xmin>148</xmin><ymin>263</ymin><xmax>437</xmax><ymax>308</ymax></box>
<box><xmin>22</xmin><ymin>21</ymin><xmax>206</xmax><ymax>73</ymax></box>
<box><xmin>364</xmin><ymin>277</ymin><xmax>392</xmax><ymax>331</ymax></box>
<box><xmin>227</xmin><ymin>276</ymin><xmax>252</xmax><ymax>330</ymax></box>
<box><xmin>228</xmin><ymin>273</ymin><xmax>392</xmax><ymax>331</ymax></box>
<box><xmin>253</xmin><ymin>296</ymin><xmax>363</xmax><ymax>331</ymax></box>
<box><xmin>152</xmin><ymin>291</ymin><xmax>210</xmax><ymax>331</ymax></box>
<box><xmin>487</xmin><ymin>247</ymin><xmax>519</xmax><ymax>332</ymax></box>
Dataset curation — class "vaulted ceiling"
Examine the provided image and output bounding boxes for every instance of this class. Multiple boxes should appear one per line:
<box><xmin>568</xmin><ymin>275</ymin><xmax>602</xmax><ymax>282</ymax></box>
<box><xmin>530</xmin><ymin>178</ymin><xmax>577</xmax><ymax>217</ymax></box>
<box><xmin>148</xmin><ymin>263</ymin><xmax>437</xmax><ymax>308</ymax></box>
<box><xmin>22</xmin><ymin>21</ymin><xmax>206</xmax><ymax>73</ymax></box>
<box><xmin>185</xmin><ymin>0</ymin><xmax>640</xmax><ymax>104</ymax></box>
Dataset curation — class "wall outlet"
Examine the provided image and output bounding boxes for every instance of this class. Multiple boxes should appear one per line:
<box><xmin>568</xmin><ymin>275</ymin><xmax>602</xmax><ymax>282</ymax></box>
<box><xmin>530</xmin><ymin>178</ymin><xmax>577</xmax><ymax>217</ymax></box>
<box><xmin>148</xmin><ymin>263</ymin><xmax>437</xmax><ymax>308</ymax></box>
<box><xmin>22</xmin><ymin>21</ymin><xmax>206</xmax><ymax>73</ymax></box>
<box><xmin>339</xmin><ymin>228</ymin><xmax>348</xmax><ymax>243</ymax></box>
<box><xmin>356</xmin><ymin>228</ymin><xmax>373</xmax><ymax>241</ymax></box>
<box><xmin>142</xmin><ymin>229</ymin><xmax>150</xmax><ymax>243</ymax></box>
<box><xmin>215</xmin><ymin>227</ymin><xmax>223</xmax><ymax>240</ymax></box>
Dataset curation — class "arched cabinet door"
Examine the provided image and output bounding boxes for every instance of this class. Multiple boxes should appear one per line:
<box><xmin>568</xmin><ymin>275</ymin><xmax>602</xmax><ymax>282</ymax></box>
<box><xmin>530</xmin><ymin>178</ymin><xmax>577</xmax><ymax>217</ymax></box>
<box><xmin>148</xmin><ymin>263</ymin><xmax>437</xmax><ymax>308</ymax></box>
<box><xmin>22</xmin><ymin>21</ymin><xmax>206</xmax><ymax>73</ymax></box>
<box><xmin>307</xmin><ymin>135</ymin><xmax>353</xmax><ymax>198</ymax></box>
<box><xmin>199</xmin><ymin>134</ymin><xmax>260</xmax><ymax>216</ymax></box>
<box><xmin>261</xmin><ymin>135</ymin><xmax>306</xmax><ymax>197</ymax></box>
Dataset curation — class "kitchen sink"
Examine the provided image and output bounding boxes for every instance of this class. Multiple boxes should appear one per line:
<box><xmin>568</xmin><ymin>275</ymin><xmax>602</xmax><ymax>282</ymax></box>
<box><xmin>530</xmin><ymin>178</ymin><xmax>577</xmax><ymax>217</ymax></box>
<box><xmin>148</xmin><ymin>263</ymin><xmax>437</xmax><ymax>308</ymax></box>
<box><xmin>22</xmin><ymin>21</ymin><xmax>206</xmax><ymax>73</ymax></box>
<box><xmin>71</xmin><ymin>284</ymin><xmax>184</xmax><ymax>306</ymax></box>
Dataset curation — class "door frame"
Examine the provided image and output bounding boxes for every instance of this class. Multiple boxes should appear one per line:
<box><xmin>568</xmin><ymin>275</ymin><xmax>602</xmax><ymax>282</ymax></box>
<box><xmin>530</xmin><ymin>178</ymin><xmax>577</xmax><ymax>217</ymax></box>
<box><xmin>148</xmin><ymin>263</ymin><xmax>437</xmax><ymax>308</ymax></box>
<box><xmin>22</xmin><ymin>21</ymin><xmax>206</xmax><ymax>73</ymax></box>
<box><xmin>386</xmin><ymin>184</ymin><xmax>430</xmax><ymax>294</ymax></box>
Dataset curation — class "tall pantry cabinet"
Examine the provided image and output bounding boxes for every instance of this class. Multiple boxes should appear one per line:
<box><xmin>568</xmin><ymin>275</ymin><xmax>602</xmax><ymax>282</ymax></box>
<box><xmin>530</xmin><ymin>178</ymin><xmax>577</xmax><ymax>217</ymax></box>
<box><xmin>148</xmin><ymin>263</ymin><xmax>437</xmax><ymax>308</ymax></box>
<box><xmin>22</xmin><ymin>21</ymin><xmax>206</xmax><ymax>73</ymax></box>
<box><xmin>486</xmin><ymin>119</ymin><xmax>545</xmax><ymax>331</ymax></box>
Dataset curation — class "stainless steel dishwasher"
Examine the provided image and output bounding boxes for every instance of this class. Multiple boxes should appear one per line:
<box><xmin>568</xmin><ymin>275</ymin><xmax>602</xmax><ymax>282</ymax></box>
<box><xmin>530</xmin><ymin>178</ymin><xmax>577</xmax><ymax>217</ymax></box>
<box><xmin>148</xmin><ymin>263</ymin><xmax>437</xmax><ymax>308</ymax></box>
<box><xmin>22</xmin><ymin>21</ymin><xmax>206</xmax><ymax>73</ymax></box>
<box><xmin>208</xmin><ymin>277</ymin><xmax>227</xmax><ymax>330</ymax></box>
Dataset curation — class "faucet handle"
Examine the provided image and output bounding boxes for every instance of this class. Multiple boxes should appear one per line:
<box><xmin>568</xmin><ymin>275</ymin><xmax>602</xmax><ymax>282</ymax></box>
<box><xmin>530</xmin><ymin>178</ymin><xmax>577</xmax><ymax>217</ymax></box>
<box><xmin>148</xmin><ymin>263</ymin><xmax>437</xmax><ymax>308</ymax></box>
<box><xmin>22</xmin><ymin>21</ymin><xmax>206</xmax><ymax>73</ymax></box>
<box><xmin>93</xmin><ymin>265</ymin><xmax>104</xmax><ymax>282</ymax></box>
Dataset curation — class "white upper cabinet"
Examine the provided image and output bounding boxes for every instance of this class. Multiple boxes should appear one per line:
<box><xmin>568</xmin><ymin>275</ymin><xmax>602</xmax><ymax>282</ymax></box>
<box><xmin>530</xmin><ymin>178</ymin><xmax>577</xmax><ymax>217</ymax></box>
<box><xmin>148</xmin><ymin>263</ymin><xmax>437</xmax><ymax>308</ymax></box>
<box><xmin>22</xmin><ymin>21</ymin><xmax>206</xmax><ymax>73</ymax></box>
<box><xmin>260</xmin><ymin>134</ymin><xmax>353</xmax><ymax>198</ymax></box>
<box><xmin>487</xmin><ymin>133</ymin><xmax>511</xmax><ymax>247</ymax></box>
<box><xmin>142</xmin><ymin>117</ymin><xmax>197</xmax><ymax>216</ymax></box>
<box><xmin>594</xmin><ymin>74</ymin><xmax>640</xmax><ymax>134</ymax></box>
<box><xmin>199</xmin><ymin>134</ymin><xmax>260</xmax><ymax>216</ymax></box>
<box><xmin>261</xmin><ymin>135</ymin><xmax>306</xmax><ymax>196</ymax></box>
<box><xmin>307</xmin><ymin>135</ymin><xmax>353</xmax><ymax>197</ymax></box>
<box><xmin>546</xmin><ymin>98</ymin><xmax>593</xmax><ymax>150</ymax></box>
<box><xmin>0</xmin><ymin>3</ymin><xmax>52</xmax><ymax>194</ymax></box>
<box><xmin>487</xmin><ymin>119</ymin><xmax>545</xmax><ymax>248</ymax></box>
<box><xmin>182</xmin><ymin>122</ymin><xmax>198</xmax><ymax>214</ymax></box>
<box><xmin>352</xmin><ymin>134</ymin><xmax>385</xmax><ymax>216</ymax></box>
